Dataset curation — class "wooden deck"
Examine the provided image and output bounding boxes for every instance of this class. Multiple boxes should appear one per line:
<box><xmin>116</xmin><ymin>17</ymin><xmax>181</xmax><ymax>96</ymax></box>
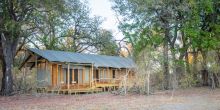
<box><xmin>37</xmin><ymin>81</ymin><xmax>120</xmax><ymax>94</ymax></box>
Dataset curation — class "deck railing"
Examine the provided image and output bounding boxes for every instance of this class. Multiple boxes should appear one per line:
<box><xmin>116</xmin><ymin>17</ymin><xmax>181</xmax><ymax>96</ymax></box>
<box><xmin>37</xmin><ymin>78</ymin><xmax>122</xmax><ymax>93</ymax></box>
<box><xmin>91</xmin><ymin>78</ymin><xmax>121</xmax><ymax>87</ymax></box>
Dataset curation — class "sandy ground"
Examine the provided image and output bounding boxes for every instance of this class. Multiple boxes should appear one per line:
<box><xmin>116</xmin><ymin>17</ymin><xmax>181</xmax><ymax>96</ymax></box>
<box><xmin>0</xmin><ymin>87</ymin><xmax>220</xmax><ymax>110</ymax></box>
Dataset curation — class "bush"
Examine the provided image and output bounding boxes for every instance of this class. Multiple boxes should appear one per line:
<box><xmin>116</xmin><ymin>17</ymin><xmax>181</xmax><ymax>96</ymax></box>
<box><xmin>13</xmin><ymin>67</ymin><xmax>37</xmax><ymax>94</ymax></box>
<box><xmin>179</xmin><ymin>73</ymin><xmax>197</xmax><ymax>88</ymax></box>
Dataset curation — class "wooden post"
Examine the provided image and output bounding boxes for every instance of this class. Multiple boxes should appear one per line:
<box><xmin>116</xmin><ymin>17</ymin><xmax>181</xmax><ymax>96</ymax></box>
<box><xmin>125</xmin><ymin>69</ymin><xmax>127</xmax><ymax>95</ymax></box>
<box><xmin>60</xmin><ymin>65</ymin><xmax>63</xmax><ymax>83</ymax></box>
<box><xmin>91</xmin><ymin>64</ymin><xmax>94</xmax><ymax>87</ymax></box>
<box><xmin>67</xmin><ymin>63</ymin><xmax>70</xmax><ymax>89</ymax></box>
<box><xmin>35</xmin><ymin>55</ymin><xmax>38</xmax><ymax>75</ymax></box>
<box><xmin>77</xmin><ymin>69</ymin><xmax>79</xmax><ymax>89</ymax></box>
<box><xmin>103</xmin><ymin>69</ymin><xmax>104</xmax><ymax>81</ymax></box>
<box><xmin>72</xmin><ymin>67</ymin><xmax>74</xmax><ymax>83</ymax></box>
<box><xmin>45</xmin><ymin>61</ymin><xmax>47</xmax><ymax>81</ymax></box>
<box><xmin>56</xmin><ymin>64</ymin><xmax>58</xmax><ymax>85</ymax></box>
<box><xmin>100</xmin><ymin>68</ymin><xmax>102</xmax><ymax>83</ymax></box>
<box><xmin>89</xmin><ymin>66</ymin><xmax>91</xmax><ymax>87</ymax></box>
<box><xmin>82</xmin><ymin>67</ymin><xmax>85</xmax><ymax>84</ymax></box>
<box><xmin>98</xmin><ymin>68</ymin><xmax>100</xmax><ymax>82</ymax></box>
<box><xmin>107</xmin><ymin>68</ymin><xmax>109</xmax><ymax>79</ymax></box>
<box><xmin>50</xmin><ymin>63</ymin><xmax>52</xmax><ymax>85</ymax></box>
<box><xmin>35</xmin><ymin>55</ymin><xmax>38</xmax><ymax>88</ymax></box>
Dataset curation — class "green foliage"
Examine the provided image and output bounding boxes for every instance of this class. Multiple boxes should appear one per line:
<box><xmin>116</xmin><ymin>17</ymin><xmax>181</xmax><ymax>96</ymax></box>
<box><xmin>97</xmin><ymin>30</ymin><xmax>118</xmax><ymax>55</ymax></box>
<box><xmin>134</xmin><ymin>46</ymin><xmax>164</xmax><ymax>92</ymax></box>
<box><xmin>27</xmin><ymin>0</ymin><xmax>119</xmax><ymax>53</ymax></box>
<box><xmin>112</xmin><ymin>0</ymin><xmax>220</xmax><ymax>89</ymax></box>
<box><xmin>179</xmin><ymin>73</ymin><xmax>197</xmax><ymax>88</ymax></box>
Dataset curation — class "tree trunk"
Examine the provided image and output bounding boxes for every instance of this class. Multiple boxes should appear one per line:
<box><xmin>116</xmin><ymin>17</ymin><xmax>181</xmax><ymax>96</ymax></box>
<box><xmin>1</xmin><ymin>43</ymin><xmax>14</xmax><ymax>95</ymax></box>
<box><xmin>163</xmin><ymin>26</ymin><xmax>170</xmax><ymax>90</ymax></box>
<box><xmin>192</xmin><ymin>49</ymin><xmax>198</xmax><ymax>80</ymax></box>
<box><xmin>0</xmin><ymin>34</ymin><xmax>17</xmax><ymax>96</ymax></box>
<box><xmin>201</xmin><ymin>51</ymin><xmax>209</xmax><ymax>86</ymax></box>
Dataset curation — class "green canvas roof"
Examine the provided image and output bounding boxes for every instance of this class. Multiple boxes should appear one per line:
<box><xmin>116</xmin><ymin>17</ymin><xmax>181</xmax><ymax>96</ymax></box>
<box><xmin>28</xmin><ymin>48</ymin><xmax>136</xmax><ymax>69</ymax></box>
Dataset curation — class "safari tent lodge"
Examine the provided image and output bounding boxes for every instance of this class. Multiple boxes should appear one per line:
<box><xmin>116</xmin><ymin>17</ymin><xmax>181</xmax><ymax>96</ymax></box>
<box><xmin>20</xmin><ymin>48</ymin><xmax>136</xmax><ymax>94</ymax></box>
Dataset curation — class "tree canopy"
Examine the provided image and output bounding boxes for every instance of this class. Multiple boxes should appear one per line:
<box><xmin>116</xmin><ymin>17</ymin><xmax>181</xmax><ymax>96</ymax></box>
<box><xmin>0</xmin><ymin>0</ymin><xmax>118</xmax><ymax>95</ymax></box>
<box><xmin>112</xmin><ymin>0</ymin><xmax>220</xmax><ymax>89</ymax></box>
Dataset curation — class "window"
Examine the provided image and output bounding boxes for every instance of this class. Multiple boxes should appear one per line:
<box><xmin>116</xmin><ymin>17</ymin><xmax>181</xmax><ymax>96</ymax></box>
<box><xmin>96</xmin><ymin>70</ymin><xmax>99</xmax><ymax>79</ymax></box>
<box><xmin>84</xmin><ymin>68</ymin><xmax>90</xmax><ymax>83</ymax></box>
<box><xmin>103</xmin><ymin>69</ymin><xmax>106</xmax><ymax>78</ymax></box>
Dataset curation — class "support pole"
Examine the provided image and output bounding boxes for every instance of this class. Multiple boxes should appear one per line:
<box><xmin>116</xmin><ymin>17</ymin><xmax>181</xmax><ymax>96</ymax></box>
<box><xmin>67</xmin><ymin>63</ymin><xmax>70</xmax><ymax>89</ymax></box>
<box><xmin>35</xmin><ymin>55</ymin><xmax>38</xmax><ymax>87</ymax></box>
<box><xmin>125</xmin><ymin>69</ymin><xmax>127</xmax><ymax>95</ymax></box>
<box><xmin>45</xmin><ymin>61</ymin><xmax>48</xmax><ymax>83</ymax></box>
<box><xmin>89</xmin><ymin>66</ymin><xmax>91</xmax><ymax>87</ymax></box>
<box><xmin>60</xmin><ymin>65</ymin><xmax>62</xmax><ymax>83</ymax></box>
<box><xmin>107</xmin><ymin>68</ymin><xmax>109</xmax><ymax>79</ymax></box>
<box><xmin>82</xmin><ymin>67</ymin><xmax>85</xmax><ymax>84</ymax></box>
<box><xmin>72</xmin><ymin>67</ymin><xmax>74</xmax><ymax>84</ymax></box>
<box><xmin>56</xmin><ymin>64</ymin><xmax>58</xmax><ymax>85</ymax></box>
<box><xmin>77</xmin><ymin>69</ymin><xmax>79</xmax><ymax>89</ymax></box>
<box><xmin>35</xmin><ymin>55</ymin><xmax>38</xmax><ymax>74</ymax></box>
<box><xmin>91</xmin><ymin>63</ymin><xmax>94</xmax><ymax>87</ymax></box>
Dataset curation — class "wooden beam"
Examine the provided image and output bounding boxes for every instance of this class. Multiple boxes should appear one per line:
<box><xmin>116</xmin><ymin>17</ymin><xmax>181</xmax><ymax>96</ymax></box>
<box><xmin>77</xmin><ymin>69</ymin><xmax>79</xmax><ymax>89</ymax></box>
<box><xmin>30</xmin><ymin>56</ymin><xmax>43</xmax><ymax>69</ymax></box>
<box><xmin>49</xmin><ymin>62</ymin><xmax>92</xmax><ymax>66</ymax></box>
<box><xmin>45</xmin><ymin>61</ymin><xmax>48</xmax><ymax>83</ymax></box>
<box><xmin>98</xmin><ymin>68</ymin><xmax>100</xmax><ymax>82</ymax></box>
<box><xmin>19</xmin><ymin>54</ymin><xmax>32</xmax><ymax>70</ymax></box>
<box><xmin>35</xmin><ymin>55</ymin><xmax>38</xmax><ymax>75</ymax></box>
<box><xmin>50</xmin><ymin>63</ymin><xmax>52</xmax><ymax>85</ymax></box>
<box><xmin>72</xmin><ymin>67</ymin><xmax>74</xmax><ymax>83</ymax></box>
<box><xmin>110</xmin><ymin>68</ymin><xmax>112</xmax><ymax>78</ymax></box>
<box><xmin>52</xmin><ymin>64</ymin><xmax>59</xmax><ymax>86</ymax></box>
<box><xmin>67</xmin><ymin>63</ymin><xmax>70</xmax><ymax>89</ymax></box>
<box><xmin>102</xmin><ymin>69</ymin><xmax>104</xmax><ymax>82</ymax></box>
<box><xmin>89</xmin><ymin>66</ymin><xmax>91</xmax><ymax>87</ymax></box>
<box><xmin>82</xmin><ymin>67</ymin><xmax>85</xmax><ymax>84</ymax></box>
<box><xmin>107</xmin><ymin>68</ymin><xmax>109</xmax><ymax>79</ymax></box>
<box><xmin>60</xmin><ymin>65</ymin><xmax>63</xmax><ymax>83</ymax></box>
<box><xmin>91</xmin><ymin>64</ymin><xmax>94</xmax><ymax>87</ymax></box>
<box><xmin>28</xmin><ymin>59</ymin><xmax>46</xmax><ymax>63</ymax></box>
<box><xmin>56</xmin><ymin>64</ymin><xmax>58</xmax><ymax>85</ymax></box>
<box><xmin>52</xmin><ymin>64</ymin><xmax>55</xmax><ymax>86</ymax></box>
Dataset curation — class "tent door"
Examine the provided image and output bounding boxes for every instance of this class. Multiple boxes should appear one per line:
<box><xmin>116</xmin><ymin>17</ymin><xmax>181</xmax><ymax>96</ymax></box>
<box><xmin>52</xmin><ymin>64</ymin><xmax>58</xmax><ymax>86</ymax></box>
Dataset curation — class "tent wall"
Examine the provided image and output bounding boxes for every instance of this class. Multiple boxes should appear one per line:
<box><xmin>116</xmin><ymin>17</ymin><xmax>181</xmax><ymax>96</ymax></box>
<box><xmin>84</xmin><ymin>67</ymin><xmax>90</xmax><ymax>84</ymax></box>
<box><xmin>36</xmin><ymin>62</ymin><xmax>51</xmax><ymax>87</ymax></box>
<box><xmin>33</xmin><ymin>60</ymin><xmax>135</xmax><ymax>88</ymax></box>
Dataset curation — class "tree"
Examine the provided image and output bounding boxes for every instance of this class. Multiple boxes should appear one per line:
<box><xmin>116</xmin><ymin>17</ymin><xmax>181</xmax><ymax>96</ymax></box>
<box><xmin>95</xmin><ymin>30</ymin><xmax>118</xmax><ymax>55</ymax></box>
<box><xmin>0</xmin><ymin>0</ymin><xmax>65</xmax><ymax>95</ymax></box>
<box><xmin>112</xmin><ymin>0</ymin><xmax>180</xmax><ymax>89</ymax></box>
<box><xmin>112</xmin><ymin>0</ymin><xmax>220</xmax><ymax>89</ymax></box>
<box><xmin>30</xmin><ymin>0</ymin><xmax>118</xmax><ymax>55</ymax></box>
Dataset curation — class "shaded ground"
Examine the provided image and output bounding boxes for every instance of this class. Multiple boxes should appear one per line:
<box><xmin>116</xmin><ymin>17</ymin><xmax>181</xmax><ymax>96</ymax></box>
<box><xmin>0</xmin><ymin>87</ymin><xmax>220</xmax><ymax>110</ymax></box>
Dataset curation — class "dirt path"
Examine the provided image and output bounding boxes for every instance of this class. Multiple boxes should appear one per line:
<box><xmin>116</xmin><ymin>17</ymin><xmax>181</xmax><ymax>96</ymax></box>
<box><xmin>0</xmin><ymin>87</ymin><xmax>220</xmax><ymax>110</ymax></box>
